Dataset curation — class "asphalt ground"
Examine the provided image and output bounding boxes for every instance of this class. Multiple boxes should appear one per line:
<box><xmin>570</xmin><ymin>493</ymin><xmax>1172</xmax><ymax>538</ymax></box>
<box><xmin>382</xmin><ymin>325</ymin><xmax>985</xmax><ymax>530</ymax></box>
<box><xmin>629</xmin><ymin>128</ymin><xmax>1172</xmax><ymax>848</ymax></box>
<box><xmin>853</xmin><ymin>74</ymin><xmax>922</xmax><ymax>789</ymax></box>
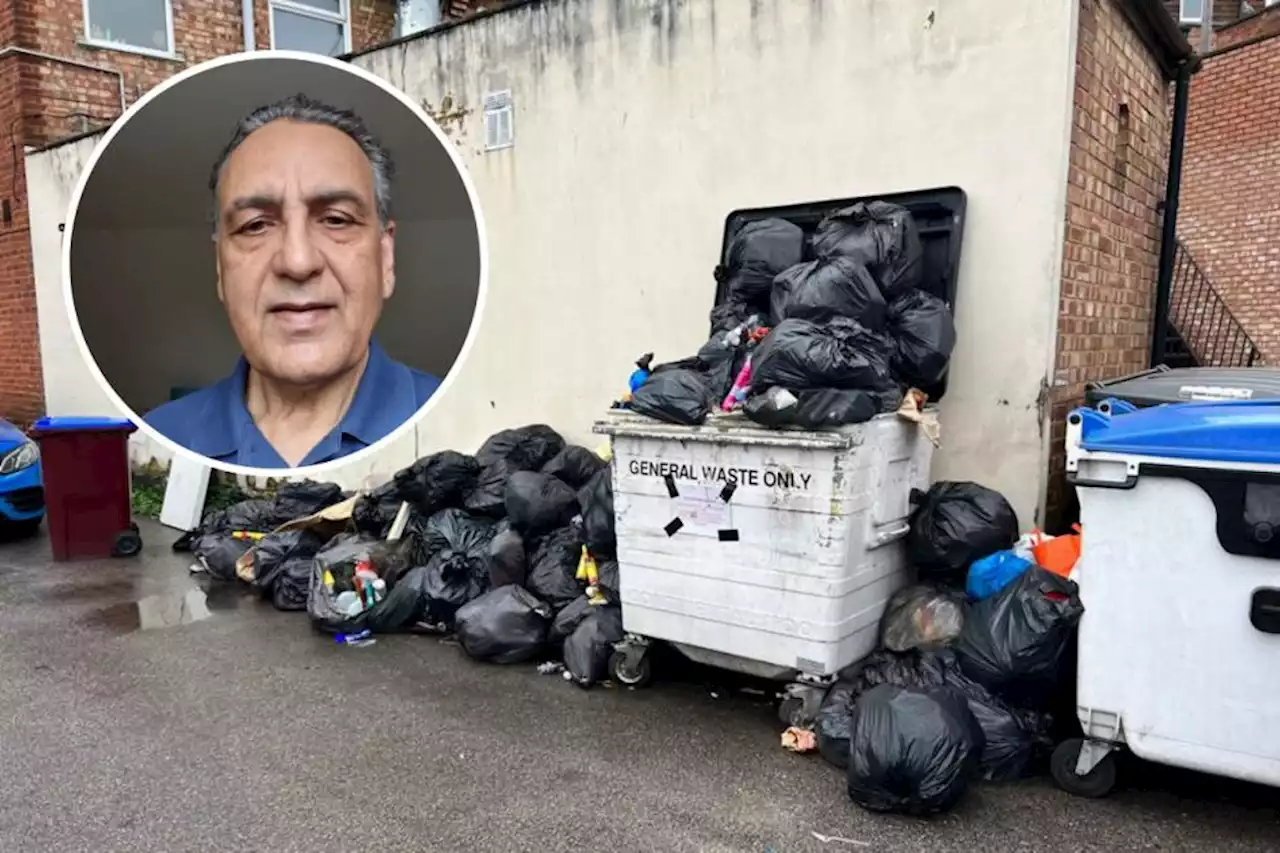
<box><xmin>0</xmin><ymin>519</ymin><xmax>1275</xmax><ymax>852</ymax></box>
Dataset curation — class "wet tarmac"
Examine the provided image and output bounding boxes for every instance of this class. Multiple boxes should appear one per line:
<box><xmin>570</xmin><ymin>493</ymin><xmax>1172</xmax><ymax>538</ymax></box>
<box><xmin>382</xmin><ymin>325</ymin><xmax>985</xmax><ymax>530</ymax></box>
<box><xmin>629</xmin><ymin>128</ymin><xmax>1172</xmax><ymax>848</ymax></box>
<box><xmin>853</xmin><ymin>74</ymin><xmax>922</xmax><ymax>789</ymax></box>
<box><xmin>0</xmin><ymin>518</ymin><xmax>1277</xmax><ymax>852</ymax></box>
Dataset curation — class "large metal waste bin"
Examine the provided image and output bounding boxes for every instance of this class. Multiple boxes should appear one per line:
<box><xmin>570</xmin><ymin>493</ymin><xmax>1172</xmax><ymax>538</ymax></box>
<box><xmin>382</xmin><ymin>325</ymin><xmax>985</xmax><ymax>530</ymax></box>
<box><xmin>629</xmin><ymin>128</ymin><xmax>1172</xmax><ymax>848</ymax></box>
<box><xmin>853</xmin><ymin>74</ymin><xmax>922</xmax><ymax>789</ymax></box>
<box><xmin>30</xmin><ymin>416</ymin><xmax>142</xmax><ymax>561</ymax></box>
<box><xmin>1056</xmin><ymin>398</ymin><xmax>1280</xmax><ymax>798</ymax></box>
<box><xmin>593</xmin><ymin>409</ymin><xmax>935</xmax><ymax>722</ymax></box>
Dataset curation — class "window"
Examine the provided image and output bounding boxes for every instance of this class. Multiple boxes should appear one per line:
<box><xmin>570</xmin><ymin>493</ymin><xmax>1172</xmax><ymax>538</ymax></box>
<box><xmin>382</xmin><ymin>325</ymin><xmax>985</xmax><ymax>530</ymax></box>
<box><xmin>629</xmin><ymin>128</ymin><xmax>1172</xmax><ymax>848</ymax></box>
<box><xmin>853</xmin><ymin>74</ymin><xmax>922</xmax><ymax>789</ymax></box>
<box><xmin>1179</xmin><ymin>0</ymin><xmax>1204</xmax><ymax>24</ymax></box>
<box><xmin>83</xmin><ymin>0</ymin><xmax>174</xmax><ymax>57</ymax></box>
<box><xmin>270</xmin><ymin>0</ymin><xmax>351</xmax><ymax>57</ymax></box>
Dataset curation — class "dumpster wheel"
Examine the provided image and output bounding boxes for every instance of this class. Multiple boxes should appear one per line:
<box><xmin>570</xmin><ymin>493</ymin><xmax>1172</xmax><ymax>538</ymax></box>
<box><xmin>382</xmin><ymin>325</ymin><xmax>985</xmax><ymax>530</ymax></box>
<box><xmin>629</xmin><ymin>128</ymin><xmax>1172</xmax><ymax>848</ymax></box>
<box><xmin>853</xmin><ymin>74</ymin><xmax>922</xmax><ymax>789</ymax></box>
<box><xmin>608</xmin><ymin>649</ymin><xmax>652</xmax><ymax>688</ymax></box>
<box><xmin>1051</xmin><ymin>738</ymin><xmax>1118</xmax><ymax>799</ymax></box>
<box><xmin>111</xmin><ymin>529</ymin><xmax>143</xmax><ymax>558</ymax></box>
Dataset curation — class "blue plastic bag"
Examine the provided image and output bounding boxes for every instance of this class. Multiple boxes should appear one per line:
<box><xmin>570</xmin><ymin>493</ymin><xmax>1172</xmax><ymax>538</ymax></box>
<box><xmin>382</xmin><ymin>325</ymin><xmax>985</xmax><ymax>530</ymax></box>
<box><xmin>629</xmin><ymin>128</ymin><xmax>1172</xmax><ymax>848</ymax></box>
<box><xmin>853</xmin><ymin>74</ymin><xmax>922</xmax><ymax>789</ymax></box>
<box><xmin>966</xmin><ymin>551</ymin><xmax>1032</xmax><ymax>601</ymax></box>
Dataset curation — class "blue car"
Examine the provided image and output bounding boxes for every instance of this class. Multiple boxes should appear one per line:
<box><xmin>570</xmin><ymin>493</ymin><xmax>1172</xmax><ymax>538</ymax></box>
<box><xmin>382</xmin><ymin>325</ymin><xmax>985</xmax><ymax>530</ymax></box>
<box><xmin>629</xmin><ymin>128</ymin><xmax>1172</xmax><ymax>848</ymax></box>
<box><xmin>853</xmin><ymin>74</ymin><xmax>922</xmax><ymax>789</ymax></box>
<box><xmin>0</xmin><ymin>418</ymin><xmax>44</xmax><ymax>536</ymax></box>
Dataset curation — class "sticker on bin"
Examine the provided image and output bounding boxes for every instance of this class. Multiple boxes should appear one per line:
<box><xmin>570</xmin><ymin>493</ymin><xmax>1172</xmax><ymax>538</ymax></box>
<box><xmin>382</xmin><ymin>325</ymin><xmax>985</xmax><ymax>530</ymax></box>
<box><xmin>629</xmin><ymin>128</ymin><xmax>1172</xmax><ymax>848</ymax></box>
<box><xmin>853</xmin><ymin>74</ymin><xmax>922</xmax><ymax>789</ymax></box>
<box><xmin>1178</xmin><ymin>384</ymin><xmax>1254</xmax><ymax>402</ymax></box>
<box><xmin>662</xmin><ymin>481</ymin><xmax>740</xmax><ymax>542</ymax></box>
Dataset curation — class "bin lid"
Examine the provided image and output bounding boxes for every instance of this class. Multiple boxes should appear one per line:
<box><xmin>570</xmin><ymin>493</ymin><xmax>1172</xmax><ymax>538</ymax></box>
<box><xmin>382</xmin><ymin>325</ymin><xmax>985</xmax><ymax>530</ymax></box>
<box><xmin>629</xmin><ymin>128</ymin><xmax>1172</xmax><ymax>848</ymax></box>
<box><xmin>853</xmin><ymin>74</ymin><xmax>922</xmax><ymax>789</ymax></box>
<box><xmin>31</xmin><ymin>415</ymin><xmax>137</xmax><ymax>435</ymax></box>
<box><xmin>1085</xmin><ymin>366</ymin><xmax>1280</xmax><ymax>408</ymax></box>
<box><xmin>1076</xmin><ymin>399</ymin><xmax>1280</xmax><ymax>466</ymax></box>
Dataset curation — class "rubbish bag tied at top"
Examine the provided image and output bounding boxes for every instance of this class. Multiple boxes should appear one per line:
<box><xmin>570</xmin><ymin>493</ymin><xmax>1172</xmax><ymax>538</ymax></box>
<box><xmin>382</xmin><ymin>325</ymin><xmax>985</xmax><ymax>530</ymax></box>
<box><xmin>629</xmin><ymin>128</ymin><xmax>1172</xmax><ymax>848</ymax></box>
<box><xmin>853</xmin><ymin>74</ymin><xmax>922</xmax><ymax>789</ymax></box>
<box><xmin>811</xmin><ymin>201</ymin><xmax>924</xmax><ymax>301</ymax></box>
<box><xmin>540</xmin><ymin>445</ymin><xmax>607</xmax><ymax>490</ymax></box>
<box><xmin>455</xmin><ymin>585</ymin><xmax>555</xmax><ymax>664</ymax></box>
<box><xmin>887</xmin><ymin>289</ymin><xmax>956</xmax><ymax>388</ymax></box>
<box><xmin>750</xmin><ymin>317</ymin><xmax>896</xmax><ymax>394</ymax></box>
<box><xmin>504</xmin><ymin>471</ymin><xmax>580</xmax><ymax>536</ymax></box>
<box><xmin>906</xmin><ymin>481</ymin><xmax>1021</xmax><ymax>580</ymax></box>
<box><xmin>845</xmin><ymin>684</ymin><xmax>984</xmax><ymax>816</ymax></box>
<box><xmin>719</xmin><ymin>217</ymin><xmax>805</xmax><ymax>308</ymax></box>
<box><xmin>465</xmin><ymin>425</ymin><xmax>567</xmax><ymax>517</ymax></box>
<box><xmin>954</xmin><ymin>566</ymin><xmax>1085</xmax><ymax>709</ymax></box>
<box><xmin>770</xmin><ymin>255</ymin><xmax>887</xmax><ymax>329</ymax></box>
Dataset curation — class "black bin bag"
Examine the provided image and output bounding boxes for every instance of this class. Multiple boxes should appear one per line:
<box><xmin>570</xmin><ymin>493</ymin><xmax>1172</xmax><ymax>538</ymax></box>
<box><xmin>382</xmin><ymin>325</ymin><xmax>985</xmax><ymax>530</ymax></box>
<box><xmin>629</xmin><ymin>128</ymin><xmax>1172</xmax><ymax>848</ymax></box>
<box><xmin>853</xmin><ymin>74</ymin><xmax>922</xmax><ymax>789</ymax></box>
<box><xmin>527</xmin><ymin>525</ymin><xmax>587</xmax><ymax>611</ymax></box>
<box><xmin>466</xmin><ymin>425</ymin><xmax>566</xmax><ymax>517</ymax></box>
<box><xmin>191</xmin><ymin>533</ymin><xmax>254</xmax><ymax>581</ymax></box>
<box><xmin>578</xmin><ymin>468</ymin><xmax>616</xmax><ymax>560</ymax></box>
<box><xmin>770</xmin><ymin>256</ymin><xmax>886</xmax><ymax>329</ymax></box>
<box><xmin>252</xmin><ymin>528</ymin><xmax>325</xmax><ymax>611</ymax></box>
<box><xmin>906</xmin><ymin>481</ymin><xmax>1020</xmax><ymax>579</ymax></box>
<box><xmin>846</xmin><ymin>684</ymin><xmax>984</xmax><ymax>816</ymax></box>
<box><xmin>391</xmin><ymin>450</ymin><xmax>481</xmax><ymax>515</ymax></box>
<box><xmin>744</xmin><ymin>387</ymin><xmax>878</xmax><ymax>430</ymax></box>
<box><xmin>272</xmin><ymin>480</ymin><xmax>345</xmax><ymax>520</ymax></box>
<box><xmin>455</xmin><ymin>585</ymin><xmax>554</xmax><ymax>664</ymax></box>
<box><xmin>562</xmin><ymin>604</ymin><xmax>625</xmax><ymax>688</ymax></box>
<box><xmin>750</xmin><ymin>317</ymin><xmax>895</xmax><ymax>394</ymax></box>
<box><xmin>487</xmin><ymin>520</ymin><xmax>527</xmax><ymax>588</ymax></box>
<box><xmin>505</xmin><ymin>472</ymin><xmax>579</xmax><ymax>536</ymax></box>
<box><xmin>628</xmin><ymin>367</ymin><xmax>715</xmax><ymax>426</ymax></box>
<box><xmin>888</xmin><ymin>289</ymin><xmax>956</xmax><ymax>388</ymax></box>
<box><xmin>720</xmin><ymin>217</ymin><xmax>805</xmax><ymax>307</ymax></box>
<box><xmin>541</xmin><ymin>445</ymin><xmax>606</xmax><ymax>490</ymax></box>
<box><xmin>954</xmin><ymin>567</ymin><xmax>1085</xmax><ymax>709</ymax></box>
<box><xmin>811</xmin><ymin>201</ymin><xmax>924</xmax><ymax>300</ymax></box>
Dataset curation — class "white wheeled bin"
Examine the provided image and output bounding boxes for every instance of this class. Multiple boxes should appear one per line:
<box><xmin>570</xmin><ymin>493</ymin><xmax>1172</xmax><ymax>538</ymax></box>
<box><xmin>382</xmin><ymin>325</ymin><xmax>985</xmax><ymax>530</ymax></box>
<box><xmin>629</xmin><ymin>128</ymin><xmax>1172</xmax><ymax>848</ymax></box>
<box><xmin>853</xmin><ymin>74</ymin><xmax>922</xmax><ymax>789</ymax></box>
<box><xmin>592</xmin><ymin>408</ymin><xmax>935</xmax><ymax>724</ymax></box>
<box><xmin>1059</xmin><ymin>397</ymin><xmax>1280</xmax><ymax>798</ymax></box>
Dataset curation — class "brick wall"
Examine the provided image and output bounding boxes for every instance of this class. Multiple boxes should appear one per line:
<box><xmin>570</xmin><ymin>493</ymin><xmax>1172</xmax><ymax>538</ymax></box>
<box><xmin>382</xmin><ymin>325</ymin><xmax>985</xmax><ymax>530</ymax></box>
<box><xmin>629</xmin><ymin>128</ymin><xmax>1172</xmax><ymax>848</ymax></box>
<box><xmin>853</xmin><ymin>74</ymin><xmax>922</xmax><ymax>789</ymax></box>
<box><xmin>1175</xmin><ymin>24</ymin><xmax>1280</xmax><ymax>364</ymax></box>
<box><xmin>0</xmin><ymin>0</ymin><xmax>397</xmax><ymax>425</ymax></box>
<box><xmin>1214</xmin><ymin>2</ymin><xmax>1280</xmax><ymax>46</ymax></box>
<box><xmin>1045</xmin><ymin>0</ymin><xmax>1173</xmax><ymax>530</ymax></box>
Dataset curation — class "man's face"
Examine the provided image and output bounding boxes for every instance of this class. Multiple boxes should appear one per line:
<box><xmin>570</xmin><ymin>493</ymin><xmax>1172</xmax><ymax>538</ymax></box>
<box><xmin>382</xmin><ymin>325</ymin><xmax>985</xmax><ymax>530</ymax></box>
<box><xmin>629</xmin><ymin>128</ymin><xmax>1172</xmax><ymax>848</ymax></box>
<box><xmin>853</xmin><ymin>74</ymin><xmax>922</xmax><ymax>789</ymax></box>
<box><xmin>214</xmin><ymin>119</ymin><xmax>394</xmax><ymax>388</ymax></box>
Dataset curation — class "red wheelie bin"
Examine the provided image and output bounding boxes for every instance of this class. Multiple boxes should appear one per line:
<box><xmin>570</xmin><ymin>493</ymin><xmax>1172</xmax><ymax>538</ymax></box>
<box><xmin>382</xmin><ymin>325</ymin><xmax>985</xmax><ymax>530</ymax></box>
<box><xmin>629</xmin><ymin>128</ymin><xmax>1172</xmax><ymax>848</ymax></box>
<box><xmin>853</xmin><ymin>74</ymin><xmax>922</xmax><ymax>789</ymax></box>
<box><xmin>29</xmin><ymin>416</ymin><xmax>142</xmax><ymax>561</ymax></box>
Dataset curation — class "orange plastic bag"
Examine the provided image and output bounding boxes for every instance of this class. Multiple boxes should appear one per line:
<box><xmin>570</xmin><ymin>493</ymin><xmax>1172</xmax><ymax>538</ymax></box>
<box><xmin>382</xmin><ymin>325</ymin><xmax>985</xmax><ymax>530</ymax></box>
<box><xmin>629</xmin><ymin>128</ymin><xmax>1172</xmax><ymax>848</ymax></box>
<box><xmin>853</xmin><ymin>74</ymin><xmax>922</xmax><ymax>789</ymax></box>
<box><xmin>1031</xmin><ymin>525</ymin><xmax>1082</xmax><ymax>577</ymax></box>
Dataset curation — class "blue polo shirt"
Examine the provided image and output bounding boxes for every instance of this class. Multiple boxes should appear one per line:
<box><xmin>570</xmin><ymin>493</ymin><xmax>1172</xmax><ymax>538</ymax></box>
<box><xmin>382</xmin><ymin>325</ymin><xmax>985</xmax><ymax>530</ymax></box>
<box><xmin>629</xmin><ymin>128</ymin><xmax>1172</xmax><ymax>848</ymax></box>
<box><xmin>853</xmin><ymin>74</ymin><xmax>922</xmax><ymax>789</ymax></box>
<box><xmin>145</xmin><ymin>340</ymin><xmax>440</xmax><ymax>468</ymax></box>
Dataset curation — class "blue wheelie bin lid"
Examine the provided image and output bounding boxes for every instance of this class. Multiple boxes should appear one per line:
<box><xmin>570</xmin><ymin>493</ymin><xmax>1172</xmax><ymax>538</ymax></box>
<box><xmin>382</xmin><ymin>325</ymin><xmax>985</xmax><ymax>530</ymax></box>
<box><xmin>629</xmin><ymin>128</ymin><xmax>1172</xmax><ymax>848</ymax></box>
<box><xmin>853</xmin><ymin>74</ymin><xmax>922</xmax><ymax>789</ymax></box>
<box><xmin>31</xmin><ymin>416</ymin><xmax>137</xmax><ymax>436</ymax></box>
<box><xmin>1073</xmin><ymin>399</ymin><xmax>1280</xmax><ymax>466</ymax></box>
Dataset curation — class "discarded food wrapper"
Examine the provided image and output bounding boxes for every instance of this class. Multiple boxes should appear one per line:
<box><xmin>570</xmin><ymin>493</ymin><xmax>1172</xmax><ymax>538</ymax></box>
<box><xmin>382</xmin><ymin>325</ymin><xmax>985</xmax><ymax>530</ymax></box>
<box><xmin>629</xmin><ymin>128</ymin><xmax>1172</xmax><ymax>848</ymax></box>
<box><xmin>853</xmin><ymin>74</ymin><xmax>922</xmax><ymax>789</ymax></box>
<box><xmin>897</xmin><ymin>388</ymin><xmax>940</xmax><ymax>446</ymax></box>
<box><xmin>781</xmin><ymin>727</ymin><xmax>818</xmax><ymax>753</ymax></box>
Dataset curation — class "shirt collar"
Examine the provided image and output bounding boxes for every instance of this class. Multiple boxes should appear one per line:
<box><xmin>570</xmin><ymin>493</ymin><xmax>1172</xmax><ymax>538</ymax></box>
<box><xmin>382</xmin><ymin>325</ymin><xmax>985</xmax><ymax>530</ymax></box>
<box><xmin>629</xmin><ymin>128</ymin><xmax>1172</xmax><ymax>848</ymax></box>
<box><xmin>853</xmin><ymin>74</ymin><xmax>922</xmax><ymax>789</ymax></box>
<box><xmin>192</xmin><ymin>339</ymin><xmax>417</xmax><ymax>464</ymax></box>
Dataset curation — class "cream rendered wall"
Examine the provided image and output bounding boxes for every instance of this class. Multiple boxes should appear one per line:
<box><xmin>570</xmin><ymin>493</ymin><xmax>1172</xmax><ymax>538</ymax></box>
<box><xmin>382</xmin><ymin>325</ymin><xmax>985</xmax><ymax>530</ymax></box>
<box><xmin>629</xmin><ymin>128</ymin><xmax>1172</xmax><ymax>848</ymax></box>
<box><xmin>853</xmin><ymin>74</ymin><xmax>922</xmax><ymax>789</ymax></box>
<box><xmin>355</xmin><ymin>0</ymin><xmax>1079</xmax><ymax>525</ymax></box>
<box><xmin>27</xmin><ymin>0</ymin><xmax>1080</xmax><ymax>523</ymax></box>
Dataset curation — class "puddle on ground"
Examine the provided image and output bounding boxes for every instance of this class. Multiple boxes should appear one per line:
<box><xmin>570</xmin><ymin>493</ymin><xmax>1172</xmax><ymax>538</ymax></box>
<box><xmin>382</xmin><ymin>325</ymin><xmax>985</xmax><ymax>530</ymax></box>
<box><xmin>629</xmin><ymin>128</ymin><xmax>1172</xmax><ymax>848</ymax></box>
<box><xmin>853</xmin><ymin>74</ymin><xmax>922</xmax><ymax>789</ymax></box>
<box><xmin>81</xmin><ymin>580</ymin><xmax>260</xmax><ymax>634</ymax></box>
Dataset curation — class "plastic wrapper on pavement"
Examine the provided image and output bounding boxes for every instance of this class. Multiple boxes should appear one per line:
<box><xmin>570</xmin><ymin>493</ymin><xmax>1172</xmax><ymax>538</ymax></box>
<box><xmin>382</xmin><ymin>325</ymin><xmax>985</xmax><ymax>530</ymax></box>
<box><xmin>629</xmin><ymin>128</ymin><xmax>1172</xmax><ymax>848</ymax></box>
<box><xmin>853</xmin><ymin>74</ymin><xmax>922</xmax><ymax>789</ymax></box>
<box><xmin>562</xmin><ymin>603</ymin><xmax>624</xmax><ymax>688</ymax></box>
<box><xmin>527</xmin><ymin>525</ymin><xmax>587</xmax><ymax>611</ymax></box>
<box><xmin>487</xmin><ymin>520</ymin><xmax>527</xmax><ymax>588</ymax></box>
<box><xmin>504</xmin><ymin>472</ymin><xmax>580</xmax><ymax>536</ymax></box>
<box><xmin>845</xmin><ymin>683</ymin><xmax>983</xmax><ymax>816</ymax></box>
<box><xmin>749</xmin><ymin>317</ymin><xmax>895</xmax><ymax>394</ymax></box>
<box><xmin>577</xmin><ymin>468</ymin><xmax>616</xmax><ymax>560</ymax></box>
<box><xmin>770</xmin><ymin>256</ymin><xmax>886</xmax><ymax>329</ymax></box>
<box><xmin>743</xmin><ymin>387</ymin><xmax>879</xmax><ymax>430</ymax></box>
<box><xmin>906</xmin><ymin>481</ymin><xmax>1020</xmax><ymax>580</ymax></box>
<box><xmin>811</xmin><ymin>201</ymin><xmax>924</xmax><ymax>300</ymax></box>
<box><xmin>455</xmin><ymin>585</ymin><xmax>555</xmax><ymax>664</ymax></box>
<box><xmin>252</xmin><ymin>528</ymin><xmax>325</xmax><ymax>611</ymax></box>
<box><xmin>465</xmin><ymin>425</ymin><xmax>567</xmax><ymax>517</ymax></box>
<box><xmin>540</xmin><ymin>445</ymin><xmax>606</xmax><ymax>490</ymax></box>
<box><xmin>965</xmin><ymin>550</ymin><xmax>1033</xmax><ymax>602</ymax></box>
<box><xmin>954</xmin><ymin>567</ymin><xmax>1084</xmax><ymax>709</ymax></box>
<box><xmin>719</xmin><ymin>217</ymin><xmax>805</xmax><ymax>308</ymax></box>
<box><xmin>887</xmin><ymin>289</ymin><xmax>956</xmax><ymax>387</ymax></box>
<box><xmin>879</xmin><ymin>584</ymin><xmax>965</xmax><ymax>653</ymax></box>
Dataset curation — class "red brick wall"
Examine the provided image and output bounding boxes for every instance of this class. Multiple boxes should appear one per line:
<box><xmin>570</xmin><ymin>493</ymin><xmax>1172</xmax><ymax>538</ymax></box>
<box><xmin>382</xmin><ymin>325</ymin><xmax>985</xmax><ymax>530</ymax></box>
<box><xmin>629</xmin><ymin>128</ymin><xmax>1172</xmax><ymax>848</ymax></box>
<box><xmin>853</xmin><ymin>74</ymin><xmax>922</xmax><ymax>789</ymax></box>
<box><xmin>1045</xmin><ymin>0</ymin><xmax>1173</xmax><ymax>529</ymax></box>
<box><xmin>1175</xmin><ymin>28</ymin><xmax>1280</xmax><ymax>364</ymax></box>
<box><xmin>0</xmin><ymin>0</ymin><xmax>396</xmax><ymax>426</ymax></box>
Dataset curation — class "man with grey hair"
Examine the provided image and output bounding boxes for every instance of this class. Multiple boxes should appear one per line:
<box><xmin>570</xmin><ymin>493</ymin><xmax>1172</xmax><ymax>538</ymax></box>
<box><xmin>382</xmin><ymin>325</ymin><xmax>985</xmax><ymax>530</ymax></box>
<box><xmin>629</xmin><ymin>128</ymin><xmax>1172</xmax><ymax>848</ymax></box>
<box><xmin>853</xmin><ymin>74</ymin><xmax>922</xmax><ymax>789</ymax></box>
<box><xmin>145</xmin><ymin>93</ymin><xmax>441</xmax><ymax>468</ymax></box>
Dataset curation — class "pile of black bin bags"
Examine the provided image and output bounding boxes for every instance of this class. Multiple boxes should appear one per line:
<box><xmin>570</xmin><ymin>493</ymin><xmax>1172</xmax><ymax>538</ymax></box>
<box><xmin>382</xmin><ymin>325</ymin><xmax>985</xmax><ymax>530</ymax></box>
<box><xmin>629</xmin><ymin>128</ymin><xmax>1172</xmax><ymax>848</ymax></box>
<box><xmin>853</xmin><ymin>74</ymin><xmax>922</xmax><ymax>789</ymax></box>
<box><xmin>629</xmin><ymin>202</ymin><xmax>956</xmax><ymax>430</ymax></box>
<box><xmin>174</xmin><ymin>425</ymin><xmax>624</xmax><ymax>688</ymax></box>
<box><xmin>813</xmin><ymin>480</ymin><xmax>1086</xmax><ymax>816</ymax></box>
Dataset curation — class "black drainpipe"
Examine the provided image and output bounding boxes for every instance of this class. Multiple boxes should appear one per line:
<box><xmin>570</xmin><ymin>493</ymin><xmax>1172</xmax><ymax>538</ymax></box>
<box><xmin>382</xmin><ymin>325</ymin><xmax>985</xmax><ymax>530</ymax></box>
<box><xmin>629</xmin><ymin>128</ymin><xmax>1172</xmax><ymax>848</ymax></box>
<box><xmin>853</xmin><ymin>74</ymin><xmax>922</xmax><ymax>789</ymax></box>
<box><xmin>1149</xmin><ymin>58</ymin><xmax>1195</xmax><ymax>369</ymax></box>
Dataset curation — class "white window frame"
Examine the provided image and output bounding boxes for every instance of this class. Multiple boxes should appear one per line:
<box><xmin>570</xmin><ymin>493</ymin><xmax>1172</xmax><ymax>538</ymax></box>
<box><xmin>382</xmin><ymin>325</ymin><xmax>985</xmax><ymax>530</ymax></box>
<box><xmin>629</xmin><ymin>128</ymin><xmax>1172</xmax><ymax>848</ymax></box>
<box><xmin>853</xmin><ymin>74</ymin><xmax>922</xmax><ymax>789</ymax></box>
<box><xmin>269</xmin><ymin>0</ymin><xmax>354</xmax><ymax>56</ymax></box>
<box><xmin>1179</xmin><ymin>0</ymin><xmax>1205</xmax><ymax>24</ymax></box>
<box><xmin>82</xmin><ymin>0</ymin><xmax>176</xmax><ymax>60</ymax></box>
